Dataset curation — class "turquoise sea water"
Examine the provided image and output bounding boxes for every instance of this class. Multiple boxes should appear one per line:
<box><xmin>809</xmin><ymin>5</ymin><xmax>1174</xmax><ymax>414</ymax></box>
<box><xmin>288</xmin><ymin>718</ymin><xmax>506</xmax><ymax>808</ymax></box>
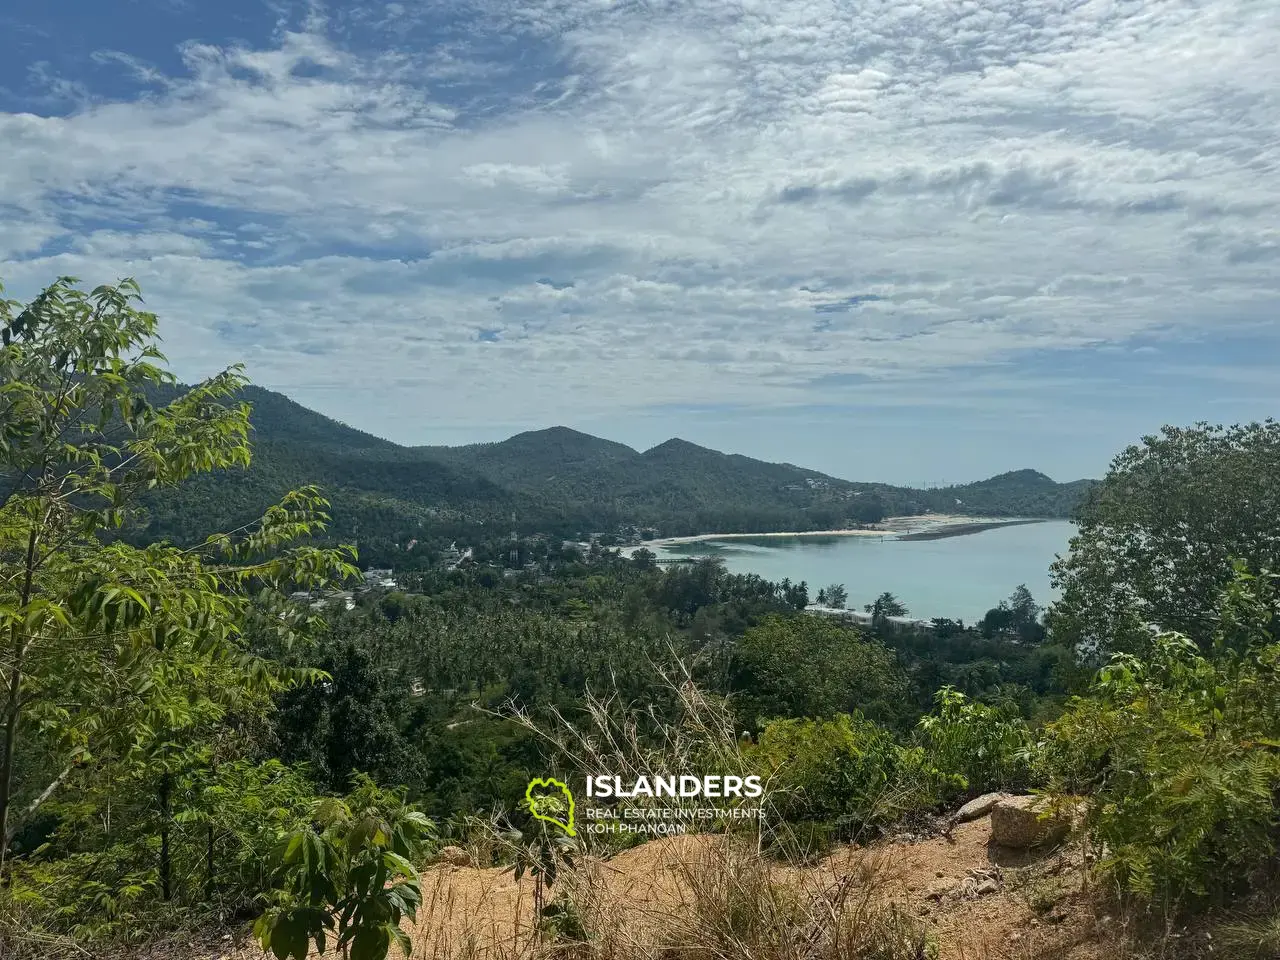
<box><xmin>653</xmin><ymin>521</ymin><xmax>1076</xmax><ymax>624</ymax></box>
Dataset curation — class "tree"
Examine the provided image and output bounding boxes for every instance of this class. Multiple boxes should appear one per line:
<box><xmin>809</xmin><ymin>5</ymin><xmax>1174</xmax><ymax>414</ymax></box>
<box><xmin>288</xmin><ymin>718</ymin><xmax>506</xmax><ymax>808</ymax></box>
<box><xmin>255</xmin><ymin>776</ymin><xmax>434</xmax><ymax>960</ymax></box>
<box><xmin>979</xmin><ymin>602</ymin><xmax>1014</xmax><ymax>639</ymax></box>
<box><xmin>0</xmin><ymin>276</ymin><xmax>355</xmax><ymax>872</ymax></box>
<box><xmin>822</xmin><ymin>583</ymin><xmax>848</xmax><ymax>609</ymax></box>
<box><xmin>1049</xmin><ymin>420</ymin><xmax>1280</xmax><ymax>657</ymax></box>
<box><xmin>1045</xmin><ymin>566</ymin><xmax>1280</xmax><ymax>908</ymax></box>
<box><xmin>781</xmin><ymin>579</ymin><xmax>809</xmax><ymax>610</ymax></box>
<box><xmin>630</xmin><ymin>547</ymin><xmax>657</xmax><ymax>570</ymax></box>
<box><xmin>728</xmin><ymin>614</ymin><xmax>910</xmax><ymax>729</ymax></box>
<box><xmin>864</xmin><ymin>592</ymin><xmax>907</xmax><ymax>628</ymax></box>
<box><xmin>980</xmin><ymin>587</ymin><xmax>1043</xmax><ymax>642</ymax></box>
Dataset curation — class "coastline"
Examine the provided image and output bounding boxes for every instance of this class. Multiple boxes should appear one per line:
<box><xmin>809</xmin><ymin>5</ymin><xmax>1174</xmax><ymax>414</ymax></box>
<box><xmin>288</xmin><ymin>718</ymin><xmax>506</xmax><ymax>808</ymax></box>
<box><xmin>637</xmin><ymin>514</ymin><xmax>1047</xmax><ymax>550</ymax></box>
<box><xmin>894</xmin><ymin>518</ymin><xmax>1049</xmax><ymax>541</ymax></box>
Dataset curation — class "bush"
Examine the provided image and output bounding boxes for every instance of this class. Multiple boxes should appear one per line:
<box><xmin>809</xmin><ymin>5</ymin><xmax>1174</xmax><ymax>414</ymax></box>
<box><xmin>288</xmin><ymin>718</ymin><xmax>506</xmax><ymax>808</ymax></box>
<box><xmin>1044</xmin><ymin>568</ymin><xmax>1280</xmax><ymax>910</ymax></box>
<box><xmin>255</xmin><ymin>775</ymin><xmax>436</xmax><ymax>960</ymax></box>
<box><xmin>729</xmin><ymin>616</ymin><xmax>912</xmax><ymax>731</ymax></box>
<box><xmin>749</xmin><ymin>714</ymin><xmax>903</xmax><ymax>839</ymax></box>
<box><xmin>907</xmin><ymin>687</ymin><xmax>1036</xmax><ymax>806</ymax></box>
<box><xmin>0</xmin><ymin>760</ymin><xmax>317</xmax><ymax>948</ymax></box>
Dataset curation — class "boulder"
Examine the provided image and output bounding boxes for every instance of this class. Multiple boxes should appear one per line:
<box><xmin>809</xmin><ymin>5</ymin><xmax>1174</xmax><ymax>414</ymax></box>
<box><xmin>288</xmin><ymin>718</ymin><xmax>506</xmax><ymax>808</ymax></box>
<box><xmin>990</xmin><ymin>796</ymin><xmax>1071</xmax><ymax>849</ymax></box>
<box><xmin>437</xmin><ymin>844</ymin><xmax>472</xmax><ymax>867</ymax></box>
<box><xmin>956</xmin><ymin>791</ymin><xmax>1009</xmax><ymax>823</ymax></box>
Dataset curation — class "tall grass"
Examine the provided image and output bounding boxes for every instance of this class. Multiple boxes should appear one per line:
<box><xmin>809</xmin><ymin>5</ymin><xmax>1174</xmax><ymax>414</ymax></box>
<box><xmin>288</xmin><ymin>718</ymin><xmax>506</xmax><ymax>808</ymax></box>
<box><xmin>431</xmin><ymin>658</ymin><xmax>937</xmax><ymax>960</ymax></box>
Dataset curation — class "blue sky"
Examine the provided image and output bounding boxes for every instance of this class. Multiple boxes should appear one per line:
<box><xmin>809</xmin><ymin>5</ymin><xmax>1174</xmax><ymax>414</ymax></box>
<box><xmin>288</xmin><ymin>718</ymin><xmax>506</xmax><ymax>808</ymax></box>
<box><xmin>1</xmin><ymin>0</ymin><xmax>1277</xmax><ymax>485</ymax></box>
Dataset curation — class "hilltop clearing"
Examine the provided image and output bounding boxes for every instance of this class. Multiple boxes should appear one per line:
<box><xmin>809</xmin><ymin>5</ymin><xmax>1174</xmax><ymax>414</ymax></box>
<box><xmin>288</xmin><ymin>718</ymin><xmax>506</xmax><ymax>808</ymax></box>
<box><xmin>206</xmin><ymin>815</ymin><xmax>1164</xmax><ymax>960</ymax></box>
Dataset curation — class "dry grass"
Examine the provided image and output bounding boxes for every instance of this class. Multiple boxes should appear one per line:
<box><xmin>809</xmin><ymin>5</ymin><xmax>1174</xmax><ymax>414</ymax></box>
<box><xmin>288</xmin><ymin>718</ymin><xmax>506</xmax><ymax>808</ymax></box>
<box><xmin>403</xmin><ymin>832</ymin><xmax>936</xmax><ymax>960</ymax></box>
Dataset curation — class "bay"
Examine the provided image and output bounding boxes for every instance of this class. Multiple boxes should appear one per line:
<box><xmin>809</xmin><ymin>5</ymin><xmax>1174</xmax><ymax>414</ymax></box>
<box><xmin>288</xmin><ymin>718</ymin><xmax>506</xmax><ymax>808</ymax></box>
<box><xmin>652</xmin><ymin>520</ymin><xmax>1076</xmax><ymax>624</ymax></box>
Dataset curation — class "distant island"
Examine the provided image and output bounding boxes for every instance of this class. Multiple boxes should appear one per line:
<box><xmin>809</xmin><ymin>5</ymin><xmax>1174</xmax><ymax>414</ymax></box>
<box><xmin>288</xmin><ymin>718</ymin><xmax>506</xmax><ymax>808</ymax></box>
<box><xmin>133</xmin><ymin>384</ymin><xmax>1096</xmax><ymax>554</ymax></box>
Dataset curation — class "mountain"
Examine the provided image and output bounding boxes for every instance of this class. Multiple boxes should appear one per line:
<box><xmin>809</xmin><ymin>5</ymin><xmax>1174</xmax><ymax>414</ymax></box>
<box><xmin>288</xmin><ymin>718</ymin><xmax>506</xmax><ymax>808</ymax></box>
<box><xmin>136</xmin><ymin>386</ymin><xmax>525</xmax><ymax>545</ymax></box>
<box><xmin>130</xmin><ymin>386</ymin><xmax>1095</xmax><ymax>546</ymax></box>
<box><xmin>419</xmin><ymin>427</ymin><xmax>638</xmax><ymax>494</ymax></box>
<box><xmin>916</xmin><ymin>470</ymin><xmax>1097</xmax><ymax>518</ymax></box>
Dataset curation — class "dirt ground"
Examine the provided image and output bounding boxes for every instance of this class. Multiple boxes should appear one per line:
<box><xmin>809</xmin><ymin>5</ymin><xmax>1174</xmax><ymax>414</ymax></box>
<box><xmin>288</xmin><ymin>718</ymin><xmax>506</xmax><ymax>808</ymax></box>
<box><xmin>386</xmin><ymin>816</ymin><xmax>1123</xmax><ymax>960</ymax></box>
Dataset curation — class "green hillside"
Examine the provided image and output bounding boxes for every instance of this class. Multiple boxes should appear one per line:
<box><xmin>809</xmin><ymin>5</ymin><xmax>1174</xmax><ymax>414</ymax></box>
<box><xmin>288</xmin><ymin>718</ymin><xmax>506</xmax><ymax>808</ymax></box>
<box><xmin>130</xmin><ymin>385</ymin><xmax>1094</xmax><ymax>545</ymax></box>
<box><xmin>916</xmin><ymin>470</ymin><xmax>1097</xmax><ymax>518</ymax></box>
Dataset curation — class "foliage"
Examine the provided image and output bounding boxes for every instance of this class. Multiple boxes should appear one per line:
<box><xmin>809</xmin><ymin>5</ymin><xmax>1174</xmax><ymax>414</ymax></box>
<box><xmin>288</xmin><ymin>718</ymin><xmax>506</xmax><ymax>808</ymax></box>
<box><xmin>817</xmin><ymin>583</ymin><xmax>848</xmax><ymax>609</ymax></box>
<box><xmin>1050</xmin><ymin>420</ymin><xmax>1280</xmax><ymax>658</ymax></box>
<box><xmin>0</xmin><ymin>277</ymin><xmax>354</xmax><ymax>877</ymax></box>
<box><xmin>3</xmin><ymin>760</ymin><xmax>316</xmax><ymax>944</ymax></box>
<box><xmin>503</xmin><ymin>813</ymin><xmax>580</xmax><ymax>933</ymax></box>
<box><xmin>1044</xmin><ymin>567</ymin><xmax>1280</xmax><ymax>910</ymax></box>
<box><xmin>979</xmin><ymin>584</ymin><xmax>1046</xmax><ymax>643</ymax></box>
<box><xmin>908</xmin><ymin>687</ymin><xmax>1035</xmax><ymax>805</ymax></box>
<box><xmin>749</xmin><ymin>715</ymin><xmax>903</xmax><ymax>837</ymax></box>
<box><xmin>254</xmin><ymin>776</ymin><xmax>435</xmax><ymax>960</ymax></box>
<box><xmin>728</xmin><ymin>615</ymin><xmax>911</xmax><ymax>731</ymax></box>
<box><xmin>0</xmin><ymin>276</ymin><xmax>359</xmax><ymax>959</ymax></box>
<box><xmin>864</xmin><ymin>592</ymin><xmax>907</xmax><ymax>628</ymax></box>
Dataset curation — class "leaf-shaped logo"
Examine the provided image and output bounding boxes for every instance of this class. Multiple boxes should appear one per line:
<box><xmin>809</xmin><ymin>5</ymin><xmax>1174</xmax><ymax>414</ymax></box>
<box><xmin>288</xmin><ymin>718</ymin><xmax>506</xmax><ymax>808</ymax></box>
<box><xmin>525</xmin><ymin>777</ymin><xmax>576</xmax><ymax>836</ymax></box>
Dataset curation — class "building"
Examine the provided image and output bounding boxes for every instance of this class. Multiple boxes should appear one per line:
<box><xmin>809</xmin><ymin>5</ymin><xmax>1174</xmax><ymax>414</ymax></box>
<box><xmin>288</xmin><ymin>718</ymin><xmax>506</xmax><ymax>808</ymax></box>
<box><xmin>362</xmin><ymin>568</ymin><xmax>397</xmax><ymax>589</ymax></box>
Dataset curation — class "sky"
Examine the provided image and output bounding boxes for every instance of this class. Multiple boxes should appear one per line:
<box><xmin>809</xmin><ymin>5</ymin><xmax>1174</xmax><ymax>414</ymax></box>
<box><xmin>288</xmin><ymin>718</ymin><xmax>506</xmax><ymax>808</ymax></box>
<box><xmin>1</xmin><ymin>0</ymin><xmax>1277</xmax><ymax>486</ymax></box>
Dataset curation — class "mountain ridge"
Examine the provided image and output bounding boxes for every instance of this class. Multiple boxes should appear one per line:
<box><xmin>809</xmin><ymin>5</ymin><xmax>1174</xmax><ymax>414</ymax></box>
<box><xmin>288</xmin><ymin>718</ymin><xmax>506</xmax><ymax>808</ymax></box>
<box><xmin>132</xmin><ymin>385</ymin><xmax>1096</xmax><ymax>546</ymax></box>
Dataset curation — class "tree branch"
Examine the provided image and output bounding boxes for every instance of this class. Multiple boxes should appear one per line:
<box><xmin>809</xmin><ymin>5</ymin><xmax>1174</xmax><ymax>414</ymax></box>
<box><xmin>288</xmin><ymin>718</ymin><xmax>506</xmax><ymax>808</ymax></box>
<box><xmin>5</xmin><ymin>762</ymin><xmax>75</xmax><ymax>840</ymax></box>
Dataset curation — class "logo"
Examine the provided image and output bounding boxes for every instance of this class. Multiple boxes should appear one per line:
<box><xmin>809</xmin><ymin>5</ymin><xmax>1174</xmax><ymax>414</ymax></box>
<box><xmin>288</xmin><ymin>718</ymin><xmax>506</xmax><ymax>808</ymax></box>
<box><xmin>525</xmin><ymin>777</ymin><xmax>576</xmax><ymax>836</ymax></box>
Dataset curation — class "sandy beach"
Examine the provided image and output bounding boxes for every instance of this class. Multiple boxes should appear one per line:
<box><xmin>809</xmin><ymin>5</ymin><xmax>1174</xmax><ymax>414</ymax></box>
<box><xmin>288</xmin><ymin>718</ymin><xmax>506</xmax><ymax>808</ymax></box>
<box><xmin>635</xmin><ymin>514</ymin><xmax>1038</xmax><ymax>550</ymax></box>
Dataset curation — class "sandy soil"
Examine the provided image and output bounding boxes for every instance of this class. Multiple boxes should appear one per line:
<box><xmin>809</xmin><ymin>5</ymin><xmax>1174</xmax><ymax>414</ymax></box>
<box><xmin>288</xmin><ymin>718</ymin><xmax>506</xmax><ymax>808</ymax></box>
<box><xmin>632</xmin><ymin>515</ymin><xmax>1033</xmax><ymax>551</ymax></box>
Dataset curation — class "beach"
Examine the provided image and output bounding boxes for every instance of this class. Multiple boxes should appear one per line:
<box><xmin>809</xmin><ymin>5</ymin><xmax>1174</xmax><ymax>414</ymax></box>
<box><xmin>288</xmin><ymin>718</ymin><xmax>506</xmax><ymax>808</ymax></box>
<box><xmin>632</xmin><ymin>514</ymin><xmax>1040</xmax><ymax>551</ymax></box>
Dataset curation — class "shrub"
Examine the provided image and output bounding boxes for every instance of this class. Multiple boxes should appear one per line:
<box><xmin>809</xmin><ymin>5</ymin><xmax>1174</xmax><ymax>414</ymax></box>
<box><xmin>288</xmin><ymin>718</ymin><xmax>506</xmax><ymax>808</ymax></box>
<box><xmin>908</xmin><ymin>687</ymin><xmax>1035</xmax><ymax>806</ymax></box>
<box><xmin>655</xmin><ymin>838</ymin><xmax>938</xmax><ymax>960</ymax></box>
<box><xmin>749</xmin><ymin>714</ymin><xmax>903</xmax><ymax>839</ymax></box>
<box><xmin>729</xmin><ymin>616</ymin><xmax>912</xmax><ymax>731</ymax></box>
<box><xmin>1044</xmin><ymin>568</ymin><xmax>1280</xmax><ymax>910</ymax></box>
<box><xmin>0</xmin><ymin>759</ymin><xmax>317</xmax><ymax>949</ymax></box>
<box><xmin>254</xmin><ymin>775</ymin><xmax>436</xmax><ymax>960</ymax></box>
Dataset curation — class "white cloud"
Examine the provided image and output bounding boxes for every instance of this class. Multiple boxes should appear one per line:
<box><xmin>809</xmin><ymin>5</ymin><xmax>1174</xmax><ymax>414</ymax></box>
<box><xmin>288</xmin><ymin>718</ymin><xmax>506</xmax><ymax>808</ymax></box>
<box><xmin>0</xmin><ymin>0</ymin><xmax>1277</xmax><ymax>442</ymax></box>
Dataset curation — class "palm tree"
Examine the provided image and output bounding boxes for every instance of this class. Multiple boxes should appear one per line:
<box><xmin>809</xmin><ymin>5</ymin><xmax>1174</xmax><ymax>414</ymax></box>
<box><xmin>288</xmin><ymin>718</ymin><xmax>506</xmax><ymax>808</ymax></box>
<box><xmin>864</xmin><ymin>592</ymin><xmax>907</xmax><ymax>628</ymax></box>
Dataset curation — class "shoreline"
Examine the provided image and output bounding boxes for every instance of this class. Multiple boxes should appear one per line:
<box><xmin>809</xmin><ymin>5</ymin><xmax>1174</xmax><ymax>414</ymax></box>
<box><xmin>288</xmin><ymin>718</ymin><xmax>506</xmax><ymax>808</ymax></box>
<box><xmin>637</xmin><ymin>515</ymin><xmax>1049</xmax><ymax>550</ymax></box>
<box><xmin>894</xmin><ymin>518</ymin><xmax>1049</xmax><ymax>541</ymax></box>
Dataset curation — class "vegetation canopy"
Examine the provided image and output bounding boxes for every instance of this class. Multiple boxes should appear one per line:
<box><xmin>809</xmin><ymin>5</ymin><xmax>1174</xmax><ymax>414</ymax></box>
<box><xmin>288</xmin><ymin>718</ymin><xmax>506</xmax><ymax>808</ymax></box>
<box><xmin>2</xmin><ymin>274</ymin><xmax>1279</xmax><ymax>960</ymax></box>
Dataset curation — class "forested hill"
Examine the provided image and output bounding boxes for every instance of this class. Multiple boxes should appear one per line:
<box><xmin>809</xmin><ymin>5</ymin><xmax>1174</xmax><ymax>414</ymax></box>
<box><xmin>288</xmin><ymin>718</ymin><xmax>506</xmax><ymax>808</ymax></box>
<box><xmin>133</xmin><ymin>385</ymin><xmax>1094</xmax><ymax>545</ymax></box>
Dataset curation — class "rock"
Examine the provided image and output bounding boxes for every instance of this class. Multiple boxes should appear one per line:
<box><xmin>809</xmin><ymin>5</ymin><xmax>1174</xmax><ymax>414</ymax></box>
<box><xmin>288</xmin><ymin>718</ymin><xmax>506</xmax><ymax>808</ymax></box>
<box><xmin>990</xmin><ymin>796</ymin><xmax>1072</xmax><ymax>849</ymax></box>
<box><xmin>976</xmin><ymin>879</ymin><xmax>999</xmax><ymax>896</ymax></box>
<box><xmin>437</xmin><ymin>844</ymin><xmax>472</xmax><ymax>867</ymax></box>
<box><xmin>925</xmin><ymin>879</ymin><xmax>955</xmax><ymax>901</ymax></box>
<box><xmin>956</xmin><ymin>791</ymin><xmax>1009</xmax><ymax>823</ymax></box>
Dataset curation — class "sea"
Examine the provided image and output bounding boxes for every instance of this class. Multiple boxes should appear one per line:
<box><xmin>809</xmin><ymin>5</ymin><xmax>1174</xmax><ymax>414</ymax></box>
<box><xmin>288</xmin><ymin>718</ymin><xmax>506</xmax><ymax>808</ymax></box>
<box><xmin>649</xmin><ymin>520</ymin><xmax>1076</xmax><ymax>625</ymax></box>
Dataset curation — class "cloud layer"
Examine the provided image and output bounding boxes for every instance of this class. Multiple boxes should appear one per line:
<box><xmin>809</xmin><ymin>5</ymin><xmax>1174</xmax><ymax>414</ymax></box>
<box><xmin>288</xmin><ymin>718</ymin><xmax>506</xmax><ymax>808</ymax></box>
<box><xmin>1</xmin><ymin>0</ymin><xmax>1277</xmax><ymax>468</ymax></box>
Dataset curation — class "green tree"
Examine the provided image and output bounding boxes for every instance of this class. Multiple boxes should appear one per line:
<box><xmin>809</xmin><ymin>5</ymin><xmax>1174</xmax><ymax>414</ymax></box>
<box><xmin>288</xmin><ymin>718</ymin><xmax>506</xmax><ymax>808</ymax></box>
<box><xmin>864</xmin><ymin>592</ymin><xmax>907</xmax><ymax>628</ymax></box>
<box><xmin>728</xmin><ymin>615</ymin><xmax>909</xmax><ymax>729</ymax></box>
<box><xmin>980</xmin><ymin>585</ymin><xmax>1044</xmax><ymax>643</ymax></box>
<box><xmin>0</xmin><ymin>276</ymin><xmax>355</xmax><ymax>872</ymax></box>
<box><xmin>821</xmin><ymin>583</ymin><xmax>848</xmax><ymax>609</ymax></box>
<box><xmin>630</xmin><ymin>547</ymin><xmax>657</xmax><ymax>571</ymax></box>
<box><xmin>1045</xmin><ymin>566</ymin><xmax>1280</xmax><ymax>909</ymax></box>
<box><xmin>1049</xmin><ymin>420</ymin><xmax>1280</xmax><ymax>657</ymax></box>
<box><xmin>255</xmin><ymin>776</ymin><xmax>434</xmax><ymax>960</ymax></box>
<box><xmin>749</xmin><ymin>713</ymin><xmax>902</xmax><ymax>836</ymax></box>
